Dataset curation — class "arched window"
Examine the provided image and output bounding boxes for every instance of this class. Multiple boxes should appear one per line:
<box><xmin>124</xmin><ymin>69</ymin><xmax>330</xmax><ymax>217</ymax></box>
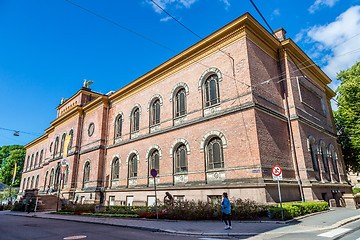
<box><xmin>68</xmin><ymin>130</ymin><xmax>74</xmax><ymax>153</ymax></box>
<box><xmin>34</xmin><ymin>152</ymin><xmax>39</xmax><ymax>167</ymax></box>
<box><xmin>22</xmin><ymin>178</ymin><xmax>26</xmax><ymax>191</ymax></box>
<box><xmin>330</xmin><ymin>150</ymin><xmax>338</xmax><ymax>175</ymax></box>
<box><xmin>83</xmin><ymin>161</ymin><xmax>90</xmax><ymax>185</ymax></box>
<box><xmin>53</xmin><ymin>137</ymin><xmax>59</xmax><ymax>158</ymax></box>
<box><xmin>54</xmin><ymin>165</ymin><xmax>60</xmax><ymax>190</ymax></box>
<box><xmin>62</xmin><ymin>166</ymin><xmax>69</xmax><ymax>188</ymax></box>
<box><xmin>49</xmin><ymin>169</ymin><xmax>54</xmax><ymax>187</ymax></box>
<box><xmin>150</xmin><ymin>99</ymin><xmax>161</xmax><ymax>126</ymax></box>
<box><xmin>308</xmin><ymin>138</ymin><xmax>319</xmax><ymax>172</ymax></box>
<box><xmin>129</xmin><ymin>155</ymin><xmax>138</xmax><ymax>178</ymax></box>
<box><xmin>149</xmin><ymin>150</ymin><xmax>160</xmax><ymax>174</ymax></box>
<box><xmin>30</xmin><ymin>154</ymin><xmax>34</xmax><ymax>169</ymax></box>
<box><xmin>39</xmin><ymin>150</ymin><xmax>43</xmax><ymax>165</ymax></box>
<box><xmin>206</xmin><ymin>138</ymin><xmax>224</xmax><ymax>169</ymax></box>
<box><xmin>60</xmin><ymin>133</ymin><xmax>66</xmax><ymax>155</ymax></box>
<box><xmin>112</xmin><ymin>158</ymin><xmax>120</xmax><ymax>180</ymax></box>
<box><xmin>174</xmin><ymin>88</ymin><xmax>186</xmax><ymax>118</ymax></box>
<box><xmin>131</xmin><ymin>108</ymin><xmax>140</xmax><ymax>133</ymax></box>
<box><xmin>30</xmin><ymin>176</ymin><xmax>34</xmax><ymax>189</ymax></box>
<box><xmin>114</xmin><ymin>115</ymin><xmax>122</xmax><ymax>138</ymax></box>
<box><xmin>44</xmin><ymin>171</ymin><xmax>48</xmax><ymax>191</ymax></box>
<box><xmin>320</xmin><ymin>144</ymin><xmax>329</xmax><ymax>173</ymax></box>
<box><xmin>175</xmin><ymin>145</ymin><xmax>188</xmax><ymax>173</ymax></box>
<box><xmin>26</xmin><ymin>177</ymin><xmax>30</xmax><ymax>189</ymax></box>
<box><xmin>35</xmin><ymin>175</ymin><xmax>39</xmax><ymax>189</ymax></box>
<box><xmin>204</xmin><ymin>74</ymin><xmax>220</xmax><ymax>107</ymax></box>
<box><xmin>26</xmin><ymin>156</ymin><xmax>30</xmax><ymax>170</ymax></box>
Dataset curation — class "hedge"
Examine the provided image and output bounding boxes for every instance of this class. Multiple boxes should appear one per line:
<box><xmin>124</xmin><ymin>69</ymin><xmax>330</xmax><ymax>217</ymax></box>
<box><xmin>56</xmin><ymin>200</ymin><xmax>328</xmax><ymax>221</ymax></box>
<box><xmin>269</xmin><ymin>201</ymin><xmax>329</xmax><ymax>220</ymax></box>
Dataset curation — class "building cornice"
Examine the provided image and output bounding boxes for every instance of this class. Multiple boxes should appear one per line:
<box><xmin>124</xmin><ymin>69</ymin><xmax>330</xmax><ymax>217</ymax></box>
<box><xmin>55</xmin><ymin>88</ymin><xmax>102</xmax><ymax>110</ymax></box>
<box><xmin>83</xmin><ymin>95</ymin><xmax>109</xmax><ymax>114</ymax></box>
<box><xmin>24</xmin><ymin>134</ymin><xmax>48</xmax><ymax>149</ymax></box>
<box><xmin>281</xmin><ymin>39</ymin><xmax>333</xmax><ymax>90</ymax></box>
<box><xmin>50</xmin><ymin>106</ymin><xmax>82</xmax><ymax>128</ymax></box>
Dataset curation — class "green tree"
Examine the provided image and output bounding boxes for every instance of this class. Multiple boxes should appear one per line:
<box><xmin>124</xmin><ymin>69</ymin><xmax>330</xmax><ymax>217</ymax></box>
<box><xmin>0</xmin><ymin>187</ymin><xmax>19</xmax><ymax>202</ymax></box>
<box><xmin>334</xmin><ymin>61</ymin><xmax>360</xmax><ymax>172</ymax></box>
<box><xmin>0</xmin><ymin>145</ymin><xmax>26</xmax><ymax>186</ymax></box>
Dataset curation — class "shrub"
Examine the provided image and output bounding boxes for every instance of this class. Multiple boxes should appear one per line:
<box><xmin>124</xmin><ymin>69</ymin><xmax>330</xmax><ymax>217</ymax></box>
<box><xmin>231</xmin><ymin>199</ymin><xmax>269</xmax><ymax>220</ymax></box>
<box><xmin>4</xmin><ymin>204</ymin><xmax>13</xmax><ymax>210</ymax></box>
<box><xmin>60</xmin><ymin>204</ymin><xmax>96</xmax><ymax>213</ymax></box>
<box><xmin>12</xmin><ymin>201</ymin><xmax>26</xmax><ymax>212</ymax></box>
<box><xmin>104</xmin><ymin>206</ymin><xmax>149</xmax><ymax>215</ymax></box>
<box><xmin>269</xmin><ymin>201</ymin><xmax>329</xmax><ymax>220</ymax></box>
<box><xmin>353</xmin><ymin>188</ymin><xmax>360</xmax><ymax>195</ymax></box>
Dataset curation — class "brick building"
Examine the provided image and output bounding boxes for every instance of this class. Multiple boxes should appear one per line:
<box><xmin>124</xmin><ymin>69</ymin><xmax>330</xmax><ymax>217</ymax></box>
<box><xmin>19</xmin><ymin>13</ymin><xmax>355</xmax><ymax>207</ymax></box>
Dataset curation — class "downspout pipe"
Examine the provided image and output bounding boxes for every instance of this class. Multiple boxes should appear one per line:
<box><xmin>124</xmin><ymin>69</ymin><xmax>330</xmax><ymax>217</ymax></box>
<box><xmin>277</xmin><ymin>48</ymin><xmax>305</xmax><ymax>202</ymax></box>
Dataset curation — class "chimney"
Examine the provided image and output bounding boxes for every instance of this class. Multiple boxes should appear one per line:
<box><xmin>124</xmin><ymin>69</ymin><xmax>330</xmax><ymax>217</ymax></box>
<box><xmin>273</xmin><ymin>28</ymin><xmax>287</xmax><ymax>41</ymax></box>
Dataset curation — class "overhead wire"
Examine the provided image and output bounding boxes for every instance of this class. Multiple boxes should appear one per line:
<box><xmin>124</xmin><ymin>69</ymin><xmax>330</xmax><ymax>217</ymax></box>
<box><xmin>65</xmin><ymin>1</ymin><xmax>359</xmax><ymax>115</ymax></box>
<box><xmin>64</xmin><ymin>0</ymin><xmax>176</xmax><ymax>53</ymax></box>
<box><xmin>0</xmin><ymin>127</ymin><xmax>43</xmax><ymax>136</ymax></box>
<box><xmin>252</xmin><ymin>46</ymin><xmax>360</xmax><ymax>88</ymax></box>
<box><xmin>64</xmin><ymin>0</ymin><xmax>251</xmax><ymax>89</ymax></box>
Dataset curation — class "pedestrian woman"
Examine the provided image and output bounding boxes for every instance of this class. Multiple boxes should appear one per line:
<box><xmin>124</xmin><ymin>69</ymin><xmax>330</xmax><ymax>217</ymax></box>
<box><xmin>221</xmin><ymin>192</ymin><xmax>232</xmax><ymax>230</ymax></box>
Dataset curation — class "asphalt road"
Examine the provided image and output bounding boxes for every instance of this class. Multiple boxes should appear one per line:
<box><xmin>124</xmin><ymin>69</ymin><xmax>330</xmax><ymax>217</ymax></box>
<box><xmin>248</xmin><ymin>219</ymin><xmax>360</xmax><ymax>240</ymax></box>
<box><xmin>0</xmin><ymin>214</ymin><xmax>241</xmax><ymax>240</ymax></box>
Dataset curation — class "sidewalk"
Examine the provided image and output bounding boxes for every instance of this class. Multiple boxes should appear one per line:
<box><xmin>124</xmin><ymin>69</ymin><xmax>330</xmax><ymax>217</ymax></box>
<box><xmin>4</xmin><ymin>208</ymin><xmax>360</xmax><ymax>237</ymax></box>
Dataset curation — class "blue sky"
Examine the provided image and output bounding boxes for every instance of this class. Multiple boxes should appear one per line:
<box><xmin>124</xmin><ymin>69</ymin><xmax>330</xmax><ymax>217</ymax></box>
<box><xmin>1</xmin><ymin>0</ymin><xmax>360</xmax><ymax>146</ymax></box>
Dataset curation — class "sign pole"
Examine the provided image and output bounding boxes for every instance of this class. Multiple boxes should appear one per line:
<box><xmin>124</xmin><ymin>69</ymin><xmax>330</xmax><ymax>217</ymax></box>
<box><xmin>272</xmin><ymin>165</ymin><xmax>284</xmax><ymax>221</ymax></box>
<box><xmin>150</xmin><ymin>169</ymin><xmax>158</xmax><ymax>220</ymax></box>
<box><xmin>154</xmin><ymin>176</ymin><xmax>158</xmax><ymax>220</ymax></box>
<box><xmin>277</xmin><ymin>179</ymin><xmax>284</xmax><ymax>221</ymax></box>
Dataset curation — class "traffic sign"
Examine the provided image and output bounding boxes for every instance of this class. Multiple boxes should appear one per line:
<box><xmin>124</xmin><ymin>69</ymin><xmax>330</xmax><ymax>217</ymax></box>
<box><xmin>272</xmin><ymin>165</ymin><xmax>282</xmax><ymax>176</ymax></box>
<box><xmin>150</xmin><ymin>169</ymin><xmax>157</xmax><ymax>178</ymax></box>
<box><xmin>272</xmin><ymin>165</ymin><xmax>284</xmax><ymax>220</ymax></box>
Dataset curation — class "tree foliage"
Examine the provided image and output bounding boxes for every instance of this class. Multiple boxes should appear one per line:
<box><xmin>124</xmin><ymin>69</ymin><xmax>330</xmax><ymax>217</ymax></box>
<box><xmin>0</xmin><ymin>145</ymin><xmax>25</xmax><ymax>186</ymax></box>
<box><xmin>334</xmin><ymin>61</ymin><xmax>360</xmax><ymax>172</ymax></box>
<box><xmin>0</xmin><ymin>187</ymin><xmax>19</xmax><ymax>202</ymax></box>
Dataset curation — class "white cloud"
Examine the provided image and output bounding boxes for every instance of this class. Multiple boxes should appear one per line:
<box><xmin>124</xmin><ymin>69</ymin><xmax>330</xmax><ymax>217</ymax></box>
<box><xmin>148</xmin><ymin>0</ymin><xmax>198</xmax><ymax>14</ymax></box>
<box><xmin>220</xmin><ymin>0</ymin><xmax>230</xmax><ymax>10</ymax></box>
<box><xmin>160</xmin><ymin>16</ymin><xmax>172</xmax><ymax>22</ymax></box>
<box><xmin>270</xmin><ymin>9</ymin><xmax>280</xmax><ymax>20</ymax></box>
<box><xmin>272</xmin><ymin>9</ymin><xmax>280</xmax><ymax>16</ymax></box>
<box><xmin>308</xmin><ymin>0</ymin><xmax>340</xmax><ymax>13</ymax></box>
<box><xmin>298</xmin><ymin>6</ymin><xmax>360</xmax><ymax>91</ymax></box>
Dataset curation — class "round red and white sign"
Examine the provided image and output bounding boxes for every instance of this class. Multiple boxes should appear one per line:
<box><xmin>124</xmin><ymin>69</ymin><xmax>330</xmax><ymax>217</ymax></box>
<box><xmin>272</xmin><ymin>165</ymin><xmax>282</xmax><ymax>176</ymax></box>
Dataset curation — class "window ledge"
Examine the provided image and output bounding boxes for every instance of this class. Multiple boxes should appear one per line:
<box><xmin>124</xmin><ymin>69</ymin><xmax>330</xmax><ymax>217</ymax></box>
<box><xmin>174</xmin><ymin>115</ymin><xmax>187</xmax><ymax>126</ymax></box>
<box><xmin>206</xmin><ymin>171</ymin><xmax>225</xmax><ymax>182</ymax></box>
<box><xmin>203</xmin><ymin>104</ymin><xmax>221</xmax><ymax>116</ymax></box>
<box><xmin>150</xmin><ymin>124</ymin><xmax>160</xmax><ymax>133</ymax></box>
<box><xmin>174</xmin><ymin>174</ymin><xmax>188</xmax><ymax>184</ymax></box>
<box><xmin>114</xmin><ymin>137</ymin><xmax>122</xmax><ymax>144</ymax></box>
<box><xmin>128</xmin><ymin>178</ymin><xmax>137</xmax><ymax>186</ymax></box>
<box><xmin>131</xmin><ymin>132</ymin><xmax>139</xmax><ymax>139</ymax></box>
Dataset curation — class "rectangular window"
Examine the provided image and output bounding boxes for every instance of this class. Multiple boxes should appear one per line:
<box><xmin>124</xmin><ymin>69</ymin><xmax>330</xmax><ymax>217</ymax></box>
<box><xmin>207</xmin><ymin>195</ymin><xmax>221</xmax><ymax>205</ymax></box>
<box><xmin>174</xmin><ymin>195</ymin><xmax>185</xmax><ymax>201</ymax></box>
<box><xmin>109</xmin><ymin>196</ymin><xmax>115</xmax><ymax>206</ymax></box>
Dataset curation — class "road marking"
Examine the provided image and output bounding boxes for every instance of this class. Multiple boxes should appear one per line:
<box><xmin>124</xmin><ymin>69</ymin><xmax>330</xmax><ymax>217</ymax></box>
<box><xmin>198</xmin><ymin>238</ymin><xmax>227</xmax><ymax>240</ymax></box>
<box><xmin>63</xmin><ymin>236</ymin><xmax>87</xmax><ymax>240</ymax></box>
<box><xmin>318</xmin><ymin>228</ymin><xmax>351</xmax><ymax>238</ymax></box>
